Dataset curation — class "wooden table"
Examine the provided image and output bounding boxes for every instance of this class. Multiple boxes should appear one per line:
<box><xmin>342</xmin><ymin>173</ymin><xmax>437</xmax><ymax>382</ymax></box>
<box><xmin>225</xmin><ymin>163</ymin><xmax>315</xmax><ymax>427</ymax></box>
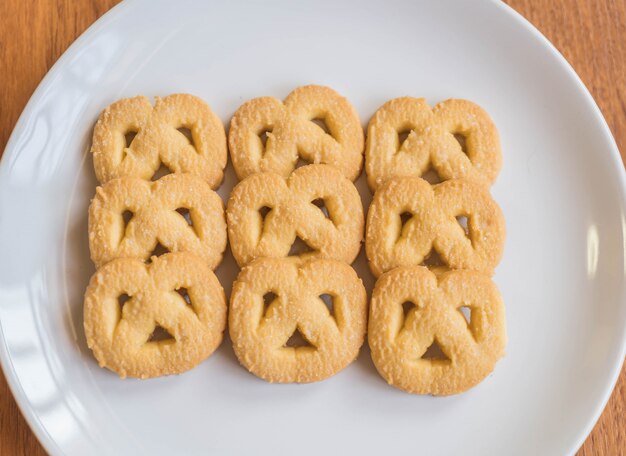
<box><xmin>0</xmin><ymin>1</ymin><xmax>624</xmax><ymax>454</ymax></box>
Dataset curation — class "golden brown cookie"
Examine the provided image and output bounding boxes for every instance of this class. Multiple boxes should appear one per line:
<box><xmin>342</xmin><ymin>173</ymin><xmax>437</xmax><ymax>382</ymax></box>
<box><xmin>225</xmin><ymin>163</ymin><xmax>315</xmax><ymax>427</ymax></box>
<box><xmin>89</xmin><ymin>173</ymin><xmax>226</xmax><ymax>269</ymax></box>
<box><xmin>84</xmin><ymin>252</ymin><xmax>227</xmax><ymax>379</ymax></box>
<box><xmin>229</xmin><ymin>257</ymin><xmax>367</xmax><ymax>383</ymax></box>
<box><xmin>369</xmin><ymin>266</ymin><xmax>507</xmax><ymax>395</ymax></box>
<box><xmin>366</xmin><ymin>177</ymin><xmax>505</xmax><ymax>277</ymax></box>
<box><xmin>229</xmin><ymin>85</ymin><xmax>364</xmax><ymax>181</ymax></box>
<box><xmin>227</xmin><ymin>164</ymin><xmax>364</xmax><ymax>267</ymax></box>
<box><xmin>366</xmin><ymin>97</ymin><xmax>501</xmax><ymax>190</ymax></box>
<box><xmin>91</xmin><ymin>94</ymin><xmax>227</xmax><ymax>187</ymax></box>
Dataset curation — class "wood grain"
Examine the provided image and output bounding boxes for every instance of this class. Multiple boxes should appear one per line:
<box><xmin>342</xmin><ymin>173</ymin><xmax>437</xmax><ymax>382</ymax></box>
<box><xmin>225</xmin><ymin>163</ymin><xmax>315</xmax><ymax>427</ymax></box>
<box><xmin>0</xmin><ymin>1</ymin><xmax>624</xmax><ymax>454</ymax></box>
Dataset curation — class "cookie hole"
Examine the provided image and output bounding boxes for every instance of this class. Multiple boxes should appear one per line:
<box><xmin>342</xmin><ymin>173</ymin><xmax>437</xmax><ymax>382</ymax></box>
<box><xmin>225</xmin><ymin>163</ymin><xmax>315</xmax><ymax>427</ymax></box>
<box><xmin>402</xmin><ymin>301</ymin><xmax>415</xmax><ymax>320</ymax></box>
<box><xmin>288</xmin><ymin>236</ymin><xmax>315</xmax><ymax>256</ymax></box>
<box><xmin>421</xmin><ymin>339</ymin><xmax>450</xmax><ymax>362</ymax></box>
<box><xmin>454</xmin><ymin>132</ymin><xmax>468</xmax><ymax>155</ymax></box>
<box><xmin>456</xmin><ymin>215</ymin><xmax>469</xmax><ymax>238</ymax></box>
<box><xmin>259</xmin><ymin>127</ymin><xmax>272</xmax><ymax>145</ymax></box>
<box><xmin>295</xmin><ymin>157</ymin><xmax>310</xmax><ymax>169</ymax></box>
<box><xmin>177</xmin><ymin>127</ymin><xmax>194</xmax><ymax>146</ymax></box>
<box><xmin>421</xmin><ymin>167</ymin><xmax>443</xmax><ymax>185</ymax></box>
<box><xmin>319</xmin><ymin>294</ymin><xmax>334</xmax><ymax>317</ymax></box>
<box><xmin>458</xmin><ymin>306</ymin><xmax>471</xmax><ymax>325</ymax></box>
<box><xmin>176</xmin><ymin>207</ymin><xmax>193</xmax><ymax>226</ymax></box>
<box><xmin>176</xmin><ymin>287</ymin><xmax>191</xmax><ymax>305</ymax></box>
<box><xmin>311</xmin><ymin>198</ymin><xmax>330</xmax><ymax>219</ymax></box>
<box><xmin>311</xmin><ymin>118</ymin><xmax>331</xmax><ymax>135</ymax></box>
<box><xmin>262</xmin><ymin>292</ymin><xmax>277</xmax><ymax>316</ymax></box>
<box><xmin>399</xmin><ymin>211</ymin><xmax>413</xmax><ymax>231</ymax></box>
<box><xmin>397</xmin><ymin>129</ymin><xmax>412</xmax><ymax>150</ymax></box>
<box><xmin>124</xmin><ymin>130</ymin><xmax>138</xmax><ymax>149</ymax></box>
<box><xmin>148</xmin><ymin>242</ymin><xmax>170</xmax><ymax>262</ymax></box>
<box><xmin>121</xmin><ymin>210</ymin><xmax>134</xmax><ymax>231</ymax></box>
<box><xmin>421</xmin><ymin>249</ymin><xmax>445</xmax><ymax>267</ymax></box>
<box><xmin>259</xmin><ymin>205</ymin><xmax>272</xmax><ymax>223</ymax></box>
<box><xmin>257</xmin><ymin>127</ymin><xmax>273</xmax><ymax>155</ymax></box>
<box><xmin>284</xmin><ymin>328</ymin><xmax>313</xmax><ymax>348</ymax></box>
<box><xmin>151</xmin><ymin>163</ymin><xmax>173</xmax><ymax>181</ymax></box>
<box><xmin>118</xmin><ymin>293</ymin><xmax>131</xmax><ymax>311</ymax></box>
<box><xmin>148</xmin><ymin>325</ymin><xmax>175</xmax><ymax>342</ymax></box>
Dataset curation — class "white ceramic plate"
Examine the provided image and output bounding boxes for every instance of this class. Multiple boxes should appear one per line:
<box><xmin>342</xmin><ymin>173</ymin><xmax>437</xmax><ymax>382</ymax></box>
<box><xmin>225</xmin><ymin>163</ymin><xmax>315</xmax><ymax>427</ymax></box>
<box><xmin>1</xmin><ymin>0</ymin><xmax>625</xmax><ymax>454</ymax></box>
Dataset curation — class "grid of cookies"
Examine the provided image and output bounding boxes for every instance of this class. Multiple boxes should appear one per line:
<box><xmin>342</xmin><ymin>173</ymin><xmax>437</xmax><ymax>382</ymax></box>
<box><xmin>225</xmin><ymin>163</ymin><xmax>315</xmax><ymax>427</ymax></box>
<box><xmin>83</xmin><ymin>87</ymin><xmax>506</xmax><ymax>395</ymax></box>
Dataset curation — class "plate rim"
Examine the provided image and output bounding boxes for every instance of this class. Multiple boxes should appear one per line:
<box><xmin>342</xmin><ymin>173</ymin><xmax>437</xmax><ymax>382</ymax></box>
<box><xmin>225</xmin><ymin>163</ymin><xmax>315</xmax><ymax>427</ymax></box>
<box><xmin>0</xmin><ymin>4</ymin><xmax>134</xmax><ymax>455</ymax></box>
<box><xmin>494</xmin><ymin>2</ymin><xmax>626</xmax><ymax>454</ymax></box>
<box><xmin>0</xmin><ymin>0</ymin><xmax>625</xmax><ymax>455</ymax></box>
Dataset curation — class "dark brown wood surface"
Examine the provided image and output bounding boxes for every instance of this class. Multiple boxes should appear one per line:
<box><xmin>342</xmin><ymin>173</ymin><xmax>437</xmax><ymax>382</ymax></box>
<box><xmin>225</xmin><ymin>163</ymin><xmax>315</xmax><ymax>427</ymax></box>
<box><xmin>0</xmin><ymin>1</ymin><xmax>624</xmax><ymax>454</ymax></box>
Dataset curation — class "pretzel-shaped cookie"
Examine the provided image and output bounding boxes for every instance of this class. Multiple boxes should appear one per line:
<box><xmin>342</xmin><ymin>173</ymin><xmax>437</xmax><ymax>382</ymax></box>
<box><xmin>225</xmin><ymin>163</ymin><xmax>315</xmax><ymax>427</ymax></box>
<box><xmin>366</xmin><ymin>177</ymin><xmax>505</xmax><ymax>277</ymax></box>
<box><xmin>229</xmin><ymin>258</ymin><xmax>367</xmax><ymax>383</ymax></box>
<box><xmin>229</xmin><ymin>85</ymin><xmax>364</xmax><ymax>181</ymax></box>
<box><xmin>91</xmin><ymin>94</ymin><xmax>227</xmax><ymax>187</ymax></box>
<box><xmin>84</xmin><ymin>252</ymin><xmax>227</xmax><ymax>379</ymax></box>
<box><xmin>227</xmin><ymin>164</ymin><xmax>364</xmax><ymax>267</ymax></box>
<box><xmin>365</xmin><ymin>97</ymin><xmax>501</xmax><ymax>190</ymax></box>
<box><xmin>89</xmin><ymin>173</ymin><xmax>226</xmax><ymax>269</ymax></box>
<box><xmin>369</xmin><ymin>266</ymin><xmax>506</xmax><ymax>395</ymax></box>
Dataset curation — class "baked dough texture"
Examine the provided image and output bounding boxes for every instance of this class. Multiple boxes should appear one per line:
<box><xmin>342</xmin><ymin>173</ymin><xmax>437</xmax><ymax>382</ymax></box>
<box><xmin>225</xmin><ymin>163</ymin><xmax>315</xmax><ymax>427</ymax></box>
<box><xmin>91</xmin><ymin>94</ymin><xmax>227</xmax><ymax>187</ymax></box>
<box><xmin>229</xmin><ymin>257</ymin><xmax>367</xmax><ymax>383</ymax></box>
<box><xmin>369</xmin><ymin>266</ymin><xmax>506</xmax><ymax>395</ymax></box>
<box><xmin>366</xmin><ymin>97</ymin><xmax>501</xmax><ymax>190</ymax></box>
<box><xmin>229</xmin><ymin>85</ymin><xmax>364</xmax><ymax>181</ymax></box>
<box><xmin>89</xmin><ymin>173</ymin><xmax>226</xmax><ymax>269</ymax></box>
<box><xmin>84</xmin><ymin>252</ymin><xmax>227</xmax><ymax>379</ymax></box>
<box><xmin>366</xmin><ymin>177</ymin><xmax>505</xmax><ymax>277</ymax></box>
<box><xmin>227</xmin><ymin>164</ymin><xmax>364</xmax><ymax>267</ymax></box>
